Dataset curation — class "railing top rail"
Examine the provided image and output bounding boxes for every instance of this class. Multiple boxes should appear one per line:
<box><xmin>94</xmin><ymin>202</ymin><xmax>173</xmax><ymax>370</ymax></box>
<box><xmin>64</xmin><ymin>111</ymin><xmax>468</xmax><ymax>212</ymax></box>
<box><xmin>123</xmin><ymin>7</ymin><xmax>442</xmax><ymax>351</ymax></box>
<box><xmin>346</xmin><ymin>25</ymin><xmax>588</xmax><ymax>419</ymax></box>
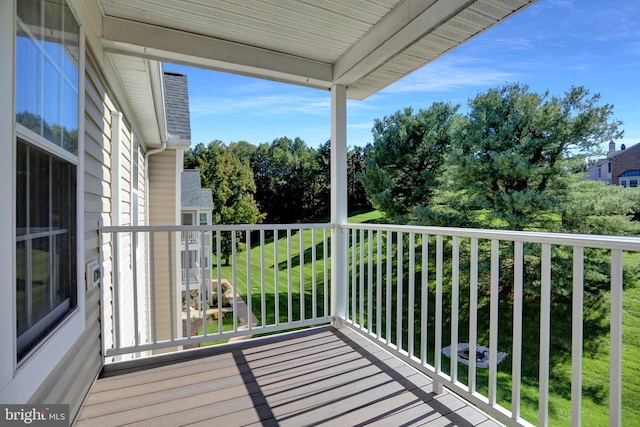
<box><xmin>102</xmin><ymin>223</ymin><xmax>333</xmax><ymax>233</ymax></box>
<box><xmin>342</xmin><ymin>222</ymin><xmax>640</xmax><ymax>251</ymax></box>
<box><xmin>101</xmin><ymin>221</ymin><xmax>640</xmax><ymax>250</ymax></box>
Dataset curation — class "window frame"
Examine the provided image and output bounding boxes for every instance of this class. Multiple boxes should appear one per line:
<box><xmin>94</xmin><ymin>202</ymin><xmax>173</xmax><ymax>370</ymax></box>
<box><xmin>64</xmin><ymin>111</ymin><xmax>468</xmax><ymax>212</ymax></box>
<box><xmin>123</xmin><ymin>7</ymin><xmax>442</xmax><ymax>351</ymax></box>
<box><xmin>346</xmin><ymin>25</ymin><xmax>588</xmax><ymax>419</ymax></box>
<box><xmin>13</xmin><ymin>0</ymin><xmax>85</xmax><ymax>370</ymax></box>
<box><xmin>15</xmin><ymin>138</ymin><xmax>78</xmax><ymax>361</ymax></box>
<box><xmin>0</xmin><ymin>0</ymin><xmax>86</xmax><ymax>403</ymax></box>
<box><xmin>199</xmin><ymin>211</ymin><xmax>209</xmax><ymax>226</ymax></box>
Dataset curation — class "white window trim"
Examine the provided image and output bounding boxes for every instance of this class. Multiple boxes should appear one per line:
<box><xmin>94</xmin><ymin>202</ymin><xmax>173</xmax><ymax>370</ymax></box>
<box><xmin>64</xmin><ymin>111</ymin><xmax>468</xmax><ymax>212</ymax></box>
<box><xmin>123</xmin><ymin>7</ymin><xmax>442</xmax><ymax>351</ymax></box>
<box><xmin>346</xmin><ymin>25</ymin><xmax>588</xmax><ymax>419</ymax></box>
<box><xmin>0</xmin><ymin>0</ymin><xmax>85</xmax><ymax>402</ymax></box>
<box><xmin>0</xmin><ymin>0</ymin><xmax>17</xmax><ymax>393</ymax></box>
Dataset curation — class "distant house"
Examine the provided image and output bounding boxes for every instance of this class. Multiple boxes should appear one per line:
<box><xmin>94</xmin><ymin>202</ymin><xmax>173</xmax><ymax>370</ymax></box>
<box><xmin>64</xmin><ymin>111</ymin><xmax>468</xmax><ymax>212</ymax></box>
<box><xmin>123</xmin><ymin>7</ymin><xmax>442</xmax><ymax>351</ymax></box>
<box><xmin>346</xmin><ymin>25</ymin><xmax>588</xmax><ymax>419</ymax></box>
<box><xmin>611</xmin><ymin>143</ymin><xmax>640</xmax><ymax>187</ymax></box>
<box><xmin>587</xmin><ymin>157</ymin><xmax>611</xmax><ymax>183</ymax></box>
<box><xmin>181</xmin><ymin>170</ymin><xmax>213</xmax><ymax>306</ymax></box>
<box><xmin>587</xmin><ymin>141</ymin><xmax>640</xmax><ymax>186</ymax></box>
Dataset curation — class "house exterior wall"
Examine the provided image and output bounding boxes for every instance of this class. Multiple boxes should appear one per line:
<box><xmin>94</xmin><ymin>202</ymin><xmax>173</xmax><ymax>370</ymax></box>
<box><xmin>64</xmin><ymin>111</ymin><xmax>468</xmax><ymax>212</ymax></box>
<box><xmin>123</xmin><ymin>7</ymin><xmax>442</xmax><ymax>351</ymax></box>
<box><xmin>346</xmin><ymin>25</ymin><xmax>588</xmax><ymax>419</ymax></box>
<box><xmin>587</xmin><ymin>160</ymin><xmax>610</xmax><ymax>183</ymax></box>
<box><xmin>28</xmin><ymin>41</ymin><xmax>149</xmax><ymax>414</ymax></box>
<box><xmin>0</xmin><ymin>0</ymin><xmax>153</xmax><ymax>421</ymax></box>
<box><xmin>149</xmin><ymin>149</ymin><xmax>182</xmax><ymax>352</ymax></box>
<box><xmin>611</xmin><ymin>144</ymin><xmax>640</xmax><ymax>185</ymax></box>
<box><xmin>110</xmin><ymin>111</ymin><xmax>149</xmax><ymax>361</ymax></box>
<box><xmin>25</xmin><ymin>47</ymin><xmax>109</xmax><ymax>416</ymax></box>
<box><xmin>1</xmin><ymin>0</ymin><xmax>88</xmax><ymax>408</ymax></box>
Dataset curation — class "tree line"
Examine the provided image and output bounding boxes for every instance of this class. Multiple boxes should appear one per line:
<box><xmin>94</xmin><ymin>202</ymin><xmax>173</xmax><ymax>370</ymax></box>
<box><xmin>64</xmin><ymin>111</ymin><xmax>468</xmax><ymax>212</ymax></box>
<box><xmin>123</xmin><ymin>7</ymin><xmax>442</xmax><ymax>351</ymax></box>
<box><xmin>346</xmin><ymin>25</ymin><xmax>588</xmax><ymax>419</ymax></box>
<box><xmin>185</xmin><ymin>137</ymin><xmax>369</xmax><ymax>226</ymax></box>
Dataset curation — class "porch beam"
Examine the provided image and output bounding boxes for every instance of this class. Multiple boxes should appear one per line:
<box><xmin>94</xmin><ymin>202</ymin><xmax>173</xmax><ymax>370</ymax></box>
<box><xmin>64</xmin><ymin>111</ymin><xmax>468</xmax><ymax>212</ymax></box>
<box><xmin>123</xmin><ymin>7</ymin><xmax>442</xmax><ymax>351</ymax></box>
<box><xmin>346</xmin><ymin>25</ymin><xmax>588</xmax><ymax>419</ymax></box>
<box><xmin>333</xmin><ymin>0</ymin><xmax>475</xmax><ymax>86</ymax></box>
<box><xmin>330</xmin><ymin>84</ymin><xmax>347</xmax><ymax>324</ymax></box>
<box><xmin>102</xmin><ymin>16</ymin><xmax>333</xmax><ymax>90</ymax></box>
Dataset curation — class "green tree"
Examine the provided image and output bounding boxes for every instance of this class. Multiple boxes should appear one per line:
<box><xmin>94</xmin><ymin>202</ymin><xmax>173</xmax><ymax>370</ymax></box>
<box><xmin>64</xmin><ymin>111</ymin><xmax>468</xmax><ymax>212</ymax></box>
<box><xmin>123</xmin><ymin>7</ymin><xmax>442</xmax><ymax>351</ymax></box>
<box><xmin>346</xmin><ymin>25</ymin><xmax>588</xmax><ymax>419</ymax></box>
<box><xmin>360</xmin><ymin>102</ymin><xmax>459</xmax><ymax>222</ymax></box>
<box><xmin>186</xmin><ymin>141</ymin><xmax>264</xmax><ymax>265</ymax></box>
<box><xmin>250</xmin><ymin>137</ymin><xmax>320</xmax><ymax>223</ymax></box>
<box><xmin>315</xmin><ymin>140</ymin><xmax>331</xmax><ymax>218</ymax></box>
<box><xmin>184</xmin><ymin>142</ymin><xmax>208</xmax><ymax>169</ymax></box>
<box><xmin>228</xmin><ymin>140</ymin><xmax>257</xmax><ymax>165</ymax></box>
<box><xmin>347</xmin><ymin>145</ymin><xmax>370</xmax><ymax>211</ymax></box>
<box><xmin>446</xmin><ymin>84</ymin><xmax>623</xmax><ymax>230</ymax></box>
<box><xmin>314</xmin><ymin>140</ymin><xmax>372</xmax><ymax>218</ymax></box>
<box><xmin>558</xmin><ymin>176</ymin><xmax>640</xmax><ymax>235</ymax></box>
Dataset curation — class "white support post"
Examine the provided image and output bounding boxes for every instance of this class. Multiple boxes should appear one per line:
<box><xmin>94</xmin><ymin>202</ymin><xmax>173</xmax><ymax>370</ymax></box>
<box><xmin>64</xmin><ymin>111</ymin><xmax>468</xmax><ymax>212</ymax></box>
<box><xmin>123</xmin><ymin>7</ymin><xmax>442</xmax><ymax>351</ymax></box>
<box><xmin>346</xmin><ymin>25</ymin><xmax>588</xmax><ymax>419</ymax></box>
<box><xmin>110</xmin><ymin>111</ymin><xmax>124</xmax><ymax>350</ymax></box>
<box><xmin>330</xmin><ymin>84</ymin><xmax>348</xmax><ymax>326</ymax></box>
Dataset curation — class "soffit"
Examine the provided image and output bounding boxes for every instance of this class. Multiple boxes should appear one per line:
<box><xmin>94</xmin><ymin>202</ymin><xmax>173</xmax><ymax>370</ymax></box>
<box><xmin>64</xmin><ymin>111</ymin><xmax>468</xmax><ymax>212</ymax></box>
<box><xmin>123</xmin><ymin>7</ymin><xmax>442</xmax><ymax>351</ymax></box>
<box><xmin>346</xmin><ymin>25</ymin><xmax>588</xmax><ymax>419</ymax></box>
<box><xmin>98</xmin><ymin>0</ymin><xmax>536</xmax><ymax>100</ymax></box>
<box><xmin>108</xmin><ymin>53</ymin><xmax>162</xmax><ymax>146</ymax></box>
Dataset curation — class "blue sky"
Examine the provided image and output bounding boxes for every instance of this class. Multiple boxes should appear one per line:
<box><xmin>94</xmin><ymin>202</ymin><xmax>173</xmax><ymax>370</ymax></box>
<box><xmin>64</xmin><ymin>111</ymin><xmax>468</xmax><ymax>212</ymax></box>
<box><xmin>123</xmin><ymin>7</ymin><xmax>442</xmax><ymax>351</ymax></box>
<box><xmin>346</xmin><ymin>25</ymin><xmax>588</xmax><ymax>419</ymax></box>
<box><xmin>164</xmin><ymin>0</ymin><xmax>640</xmax><ymax>152</ymax></box>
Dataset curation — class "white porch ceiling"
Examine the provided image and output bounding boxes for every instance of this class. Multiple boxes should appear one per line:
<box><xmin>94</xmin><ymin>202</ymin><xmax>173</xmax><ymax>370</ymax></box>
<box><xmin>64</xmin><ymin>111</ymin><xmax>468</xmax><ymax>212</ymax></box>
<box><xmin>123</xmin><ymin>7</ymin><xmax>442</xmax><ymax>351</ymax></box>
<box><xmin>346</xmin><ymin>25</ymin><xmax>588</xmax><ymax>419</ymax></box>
<box><xmin>97</xmin><ymin>0</ymin><xmax>536</xmax><ymax>100</ymax></box>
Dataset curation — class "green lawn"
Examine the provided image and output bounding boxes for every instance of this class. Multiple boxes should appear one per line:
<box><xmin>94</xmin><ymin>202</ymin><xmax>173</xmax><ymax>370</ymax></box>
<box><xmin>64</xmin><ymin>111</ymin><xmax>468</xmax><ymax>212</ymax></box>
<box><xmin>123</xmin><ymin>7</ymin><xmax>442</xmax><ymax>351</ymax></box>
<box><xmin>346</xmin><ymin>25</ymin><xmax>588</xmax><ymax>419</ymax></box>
<box><xmin>210</xmin><ymin>211</ymin><xmax>640</xmax><ymax>426</ymax></box>
<box><xmin>347</xmin><ymin>209</ymin><xmax>386</xmax><ymax>224</ymax></box>
<box><xmin>197</xmin><ymin>314</ymin><xmax>238</xmax><ymax>346</ymax></box>
<box><xmin>211</xmin><ymin>227</ymin><xmax>331</xmax><ymax>328</ymax></box>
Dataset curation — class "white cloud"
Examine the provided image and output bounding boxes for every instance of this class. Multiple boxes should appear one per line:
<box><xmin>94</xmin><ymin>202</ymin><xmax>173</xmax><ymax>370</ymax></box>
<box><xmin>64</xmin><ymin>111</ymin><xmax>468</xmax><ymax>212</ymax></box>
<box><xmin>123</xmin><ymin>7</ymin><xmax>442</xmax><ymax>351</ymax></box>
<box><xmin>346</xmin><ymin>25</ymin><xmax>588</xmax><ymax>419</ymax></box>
<box><xmin>348</xmin><ymin>122</ymin><xmax>374</xmax><ymax>130</ymax></box>
<box><xmin>382</xmin><ymin>57</ymin><xmax>522</xmax><ymax>94</ymax></box>
<box><xmin>190</xmin><ymin>93</ymin><xmax>330</xmax><ymax>118</ymax></box>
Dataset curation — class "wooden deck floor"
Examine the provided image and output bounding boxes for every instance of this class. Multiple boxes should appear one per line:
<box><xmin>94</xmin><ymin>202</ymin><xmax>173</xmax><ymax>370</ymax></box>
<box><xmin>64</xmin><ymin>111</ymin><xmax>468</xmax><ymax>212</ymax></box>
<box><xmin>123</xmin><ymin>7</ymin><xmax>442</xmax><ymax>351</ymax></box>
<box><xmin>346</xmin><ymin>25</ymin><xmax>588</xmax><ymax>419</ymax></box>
<box><xmin>76</xmin><ymin>326</ymin><xmax>501</xmax><ymax>427</ymax></box>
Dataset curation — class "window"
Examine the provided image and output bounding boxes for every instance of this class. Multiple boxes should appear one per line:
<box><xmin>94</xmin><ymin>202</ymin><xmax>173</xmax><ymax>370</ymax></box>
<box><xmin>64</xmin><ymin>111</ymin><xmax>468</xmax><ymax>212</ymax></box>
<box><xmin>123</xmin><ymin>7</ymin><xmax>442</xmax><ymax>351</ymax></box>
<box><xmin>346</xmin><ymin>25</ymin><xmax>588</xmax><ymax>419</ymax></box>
<box><xmin>16</xmin><ymin>141</ymin><xmax>77</xmax><ymax>361</ymax></box>
<box><xmin>598</xmin><ymin>168</ymin><xmax>601</xmax><ymax>178</ymax></box>
<box><xmin>15</xmin><ymin>0</ymin><xmax>79</xmax><ymax>362</ymax></box>
<box><xmin>631</xmin><ymin>180</ymin><xmax>638</xmax><ymax>188</ymax></box>
<box><xmin>199</xmin><ymin>212</ymin><xmax>209</xmax><ymax>226</ymax></box>
<box><xmin>608</xmin><ymin>162</ymin><xmax>611</xmax><ymax>174</ymax></box>
<box><xmin>621</xmin><ymin>180</ymin><xmax>627</xmax><ymax>187</ymax></box>
<box><xmin>16</xmin><ymin>0</ymin><xmax>79</xmax><ymax>154</ymax></box>
<box><xmin>182</xmin><ymin>212</ymin><xmax>194</xmax><ymax>226</ymax></box>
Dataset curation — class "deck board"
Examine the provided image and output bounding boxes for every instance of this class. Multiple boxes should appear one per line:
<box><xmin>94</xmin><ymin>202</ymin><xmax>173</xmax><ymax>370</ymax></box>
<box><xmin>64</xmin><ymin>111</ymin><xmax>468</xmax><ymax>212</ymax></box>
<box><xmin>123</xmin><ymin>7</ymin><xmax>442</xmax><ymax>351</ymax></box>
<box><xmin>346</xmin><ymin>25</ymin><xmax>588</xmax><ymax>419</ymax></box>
<box><xmin>76</xmin><ymin>326</ymin><xmax>500</xmax><ymax>426</ymax></box>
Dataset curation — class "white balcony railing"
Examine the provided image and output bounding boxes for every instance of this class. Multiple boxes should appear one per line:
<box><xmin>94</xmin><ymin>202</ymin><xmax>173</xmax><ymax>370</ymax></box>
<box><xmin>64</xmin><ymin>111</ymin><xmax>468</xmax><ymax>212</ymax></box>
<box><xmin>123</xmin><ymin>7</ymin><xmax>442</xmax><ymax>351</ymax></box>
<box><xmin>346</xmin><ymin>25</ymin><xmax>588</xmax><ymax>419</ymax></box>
<box><xmin>102</xmin><ymin>224</ymin><xmax>332</xmax><ymax>357</ymax></box>
<box><xmin>180</xmin><ymin>230</ymin><xmax>199</xmax><ymax>245</ymax></box>
<box><xmin>101</xmin><ymin>222</ymin><xmax>640</xmax><ymax>427</ymax></box>
<box><xmin>181</xmin><ymin>266</ymin><xmax>201</xmax><ymax>285</ymax></box>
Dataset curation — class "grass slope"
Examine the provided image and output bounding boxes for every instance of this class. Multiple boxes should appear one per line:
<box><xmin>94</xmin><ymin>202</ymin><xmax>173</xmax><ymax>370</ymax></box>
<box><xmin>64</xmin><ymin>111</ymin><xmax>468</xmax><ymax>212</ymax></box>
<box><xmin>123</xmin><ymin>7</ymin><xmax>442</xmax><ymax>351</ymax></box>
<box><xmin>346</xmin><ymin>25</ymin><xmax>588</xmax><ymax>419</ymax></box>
<box><xmin>212</xmin><ymin>227</ymin><xmax>331</xmax><ymax>327</ymax></box>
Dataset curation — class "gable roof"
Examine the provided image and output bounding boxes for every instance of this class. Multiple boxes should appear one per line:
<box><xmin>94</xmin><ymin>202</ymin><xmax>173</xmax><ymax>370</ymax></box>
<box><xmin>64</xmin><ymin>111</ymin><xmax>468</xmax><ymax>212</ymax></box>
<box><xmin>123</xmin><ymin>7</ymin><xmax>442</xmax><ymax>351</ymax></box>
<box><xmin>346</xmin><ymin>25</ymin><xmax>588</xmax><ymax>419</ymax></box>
<box><xmin>181</xmin><ymin>170</ymin><xmax>214</xmax><ymax>210</ymax></box>
<box><xmin>611</xmin><ymin>142</ymin><xmax>640</xmax><ymax>159</ymax></box>
<box><xmin>164</xmin><ymin>71</ymin><xmax>191</xmax><ymax>142</ymax></box>
<box><xmin>98</xmin><ymin>0</ymin><xmax>537</xmax><ymax>100</ymax></box>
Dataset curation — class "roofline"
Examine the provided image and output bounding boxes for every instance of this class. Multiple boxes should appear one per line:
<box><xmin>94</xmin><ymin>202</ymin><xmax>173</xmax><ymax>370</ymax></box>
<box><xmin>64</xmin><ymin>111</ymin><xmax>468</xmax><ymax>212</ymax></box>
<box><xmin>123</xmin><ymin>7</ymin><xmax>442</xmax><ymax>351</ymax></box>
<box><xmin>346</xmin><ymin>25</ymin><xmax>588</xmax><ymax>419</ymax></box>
<box><xmin>149</xmin><ymin>60</ymin><xmax>169</xmax><ymax>145</ymax></box>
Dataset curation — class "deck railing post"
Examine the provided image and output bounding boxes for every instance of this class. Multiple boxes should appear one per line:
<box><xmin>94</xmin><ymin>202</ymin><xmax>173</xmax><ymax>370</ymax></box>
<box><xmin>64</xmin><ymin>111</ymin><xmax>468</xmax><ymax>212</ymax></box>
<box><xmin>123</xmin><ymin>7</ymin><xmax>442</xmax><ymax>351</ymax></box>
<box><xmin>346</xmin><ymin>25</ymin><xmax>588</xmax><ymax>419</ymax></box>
<box><xmin>330</xmin><ymin>84</ymin><xmax>348</xmax><ymax>326</ymax></box>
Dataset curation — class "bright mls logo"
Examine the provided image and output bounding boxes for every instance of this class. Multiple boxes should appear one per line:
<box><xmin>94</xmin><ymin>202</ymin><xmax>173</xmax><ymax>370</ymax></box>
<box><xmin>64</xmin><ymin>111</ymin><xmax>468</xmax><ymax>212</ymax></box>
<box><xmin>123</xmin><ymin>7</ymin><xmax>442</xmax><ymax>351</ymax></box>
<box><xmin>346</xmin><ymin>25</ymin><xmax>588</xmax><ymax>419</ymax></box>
<box><xmin>1</xmin><ymin>405</ymin><xmax>68</xmax><ymax>426</ymax></box>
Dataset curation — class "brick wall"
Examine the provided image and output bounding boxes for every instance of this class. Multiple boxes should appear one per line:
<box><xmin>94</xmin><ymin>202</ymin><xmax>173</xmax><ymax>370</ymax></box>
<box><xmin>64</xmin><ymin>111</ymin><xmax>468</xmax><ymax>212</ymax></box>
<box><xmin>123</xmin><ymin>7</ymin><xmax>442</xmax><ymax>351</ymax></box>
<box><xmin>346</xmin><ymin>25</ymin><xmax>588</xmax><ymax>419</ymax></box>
<box><xmin>611</xmin><ymin>143</ymin><xmax>640</xmax><ymax>185</ymax></box>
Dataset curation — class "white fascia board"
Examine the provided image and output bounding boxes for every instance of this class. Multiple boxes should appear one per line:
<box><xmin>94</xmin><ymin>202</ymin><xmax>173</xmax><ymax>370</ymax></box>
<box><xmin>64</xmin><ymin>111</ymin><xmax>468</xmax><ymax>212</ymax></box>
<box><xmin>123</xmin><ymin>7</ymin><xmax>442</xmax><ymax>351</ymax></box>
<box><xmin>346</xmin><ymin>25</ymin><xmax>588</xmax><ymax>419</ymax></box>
<box><xmin>148</xmin><ymin>59</ymin><xmax>168</xmax><ymax>144</ymax></box>
<box><xmin>167</xmin><ymin>138</ymin><xmax>192</xmax><ymax>150</ymax></box>
<box><xmin>102</xmin><ymin>16</ymin><xmax>333</xmax><ymax>90</ymax></box>
<box><xmin>333</xmin><ymin>0</ymin><xmax>476</xmax><ymax>86</ymax></box>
